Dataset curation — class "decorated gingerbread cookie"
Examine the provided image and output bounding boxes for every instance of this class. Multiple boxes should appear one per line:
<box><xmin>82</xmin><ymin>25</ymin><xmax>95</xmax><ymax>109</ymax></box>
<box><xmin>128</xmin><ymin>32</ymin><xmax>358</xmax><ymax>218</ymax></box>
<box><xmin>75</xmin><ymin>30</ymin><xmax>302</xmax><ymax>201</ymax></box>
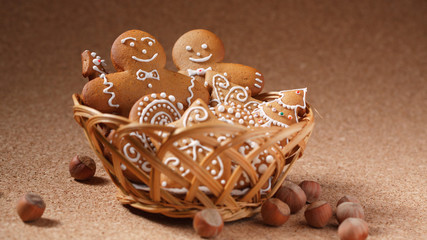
<box><xmin>172</xmin><ymin>29</ymin><xmax>265</xmax><ymax>96</ymax></box>
<box><xmin>160</xmin><ymin>99</ymin><xmax>232</xmax><ymax>189</ymax></box>
<box><xmin>206</xmin><ymin>71</ymin><xmax>262</xmax><ymax>127</ymax></box>
<box><xmin>81</xmin><ymin>50</ymin><xmax>108</xmax><ymax>80</ymax></box>
<box><xmin>81</xmin><ymin>30</ymin><xmax>209</xmax><ymax>116</ymax></box>
<box><xmin>159</xmin><ymin>99</ymin><xmax>279</xmax><ymax>193</ymax></box>
<box><xmin>113</xmin><ymin>92</ymin><xmax>186</xmax><ymax>183</ymax></box>
<box><xmin>253</xmin><ymin>88</ymin><xmax>307</xmax><ymax>128</ymax></box>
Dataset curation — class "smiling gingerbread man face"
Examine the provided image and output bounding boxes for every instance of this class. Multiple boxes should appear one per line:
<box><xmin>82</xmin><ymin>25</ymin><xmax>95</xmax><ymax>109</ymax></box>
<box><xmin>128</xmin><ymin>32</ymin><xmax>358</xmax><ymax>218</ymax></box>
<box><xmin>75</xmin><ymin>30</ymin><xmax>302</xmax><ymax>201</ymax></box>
<box><xmin>172</xmin><ymin>29</ymin><xmax>225</xmax><ymax>70</ymax></box>
<box><xmin>111</xmin><ymin>30</ymin><xmax>167</xmax><ymax>72</ymax></box>
<box><xmin>172</xmin><ymin>29</ymin><xmax>265</xmax><ymax>96</ymax></box>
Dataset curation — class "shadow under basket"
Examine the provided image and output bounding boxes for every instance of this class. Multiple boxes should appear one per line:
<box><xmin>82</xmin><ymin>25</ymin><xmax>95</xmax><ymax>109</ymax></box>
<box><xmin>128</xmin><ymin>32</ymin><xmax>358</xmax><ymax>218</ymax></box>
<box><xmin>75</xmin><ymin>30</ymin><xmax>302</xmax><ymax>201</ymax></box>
<box><xmin>72</xmin><ymin>93</ymin><xmax>315</xmax><ymax>222</ymax></box>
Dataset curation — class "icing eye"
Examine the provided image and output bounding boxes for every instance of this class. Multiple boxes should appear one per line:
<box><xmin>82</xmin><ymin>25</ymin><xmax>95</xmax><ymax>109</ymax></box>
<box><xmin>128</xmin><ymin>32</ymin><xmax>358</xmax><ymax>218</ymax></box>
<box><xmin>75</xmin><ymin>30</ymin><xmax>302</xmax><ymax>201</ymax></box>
<box><xmin>186</xmin><ymin>46</ymin><xmax>192</xmax><ymax>51</ymax></box>
<box><xmin>201</xmin><ymin>43</ymin><xmax>208</xmax><ymax>49</ymax></box>
<box><xmin>142</xmin><ymin>49</ymin><xmax>147</xmax><ymax>54</ymax></box>
<box><xmin>148</xmin><ymin>41</ymin><xmax>153</xmax><ymax>46</ymax></box>
<box><xmin>278</xmin><ymin>112</ymin><xmax>284</xmax><ymax>116</ymax></box>
<box><xmin>129</xmin><ymin>42</ymin><xmax>135</xmax><ymax>47</ymax></box>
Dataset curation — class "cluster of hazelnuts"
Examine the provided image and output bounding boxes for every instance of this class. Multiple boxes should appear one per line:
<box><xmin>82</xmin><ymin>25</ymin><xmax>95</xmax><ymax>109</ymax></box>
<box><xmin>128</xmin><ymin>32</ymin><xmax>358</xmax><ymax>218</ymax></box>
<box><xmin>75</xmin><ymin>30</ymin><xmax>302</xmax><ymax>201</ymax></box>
<box><xmin>16</xmin><ymin>155</ymin><xmax>96</xmax><ymax>222</ymax></box>
<box><xmin>193</xmin><ymin>180</ymin><xmax>368</xmax><ymax>240</ymax></box>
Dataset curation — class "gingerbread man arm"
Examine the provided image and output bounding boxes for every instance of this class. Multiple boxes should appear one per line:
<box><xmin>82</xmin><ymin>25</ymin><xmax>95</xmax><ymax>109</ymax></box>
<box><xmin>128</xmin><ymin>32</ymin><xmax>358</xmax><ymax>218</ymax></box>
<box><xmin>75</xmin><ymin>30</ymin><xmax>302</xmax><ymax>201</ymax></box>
<box><xmin>81</xmin><ymin>50</ymin><xmax>108</xmax><ymax>80</ymax></box>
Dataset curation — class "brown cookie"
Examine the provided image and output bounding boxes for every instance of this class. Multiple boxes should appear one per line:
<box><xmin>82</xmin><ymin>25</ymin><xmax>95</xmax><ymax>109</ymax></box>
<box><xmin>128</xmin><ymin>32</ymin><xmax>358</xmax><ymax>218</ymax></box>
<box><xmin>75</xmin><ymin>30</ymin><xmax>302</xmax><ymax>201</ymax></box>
<box><xmin>81</xmin><ymin>50</ymin><xmax>108</xmax><ymax>80</ymax></box>
<box><xmin>252</xmin><ymin>88</ymin><xmax>307</xmax><ymax>128</ymax></box>
<box><xmin>206</xmin><ymin>71</ymin><xmax>262</xmax><ymax>127</ymax></box>
<box><xmin>114</xmin><ymin>92</ymin><xmax>186</xmax><ymax>183</ymax></box>
<box><xmin>172</xmin><ymin>29</ymin><xmax>265</xmax><ymax>96</ymax></box>
<box><xmin>81</xmin><ymin>30</ymin><xmax>209</xmax><ymax>116</ymax></box>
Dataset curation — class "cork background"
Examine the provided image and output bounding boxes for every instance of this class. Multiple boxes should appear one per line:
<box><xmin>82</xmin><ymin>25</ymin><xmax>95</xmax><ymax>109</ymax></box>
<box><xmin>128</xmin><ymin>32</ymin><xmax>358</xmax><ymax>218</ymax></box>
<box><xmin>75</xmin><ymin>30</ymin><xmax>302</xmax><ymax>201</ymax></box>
<box><xmin>1</xmin><ymin>0</ymin><xmax>426</xmax><ymax>239</ymax></box>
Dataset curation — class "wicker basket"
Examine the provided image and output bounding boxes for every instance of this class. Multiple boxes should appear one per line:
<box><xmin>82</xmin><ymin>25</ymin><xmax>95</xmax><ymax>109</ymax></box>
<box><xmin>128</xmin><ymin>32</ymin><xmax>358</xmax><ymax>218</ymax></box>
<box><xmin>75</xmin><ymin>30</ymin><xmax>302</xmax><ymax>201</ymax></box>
<box><xmin>72</xmin><ymin>92</ymin><xmax>314</xmax><ymax>222</ymax></box>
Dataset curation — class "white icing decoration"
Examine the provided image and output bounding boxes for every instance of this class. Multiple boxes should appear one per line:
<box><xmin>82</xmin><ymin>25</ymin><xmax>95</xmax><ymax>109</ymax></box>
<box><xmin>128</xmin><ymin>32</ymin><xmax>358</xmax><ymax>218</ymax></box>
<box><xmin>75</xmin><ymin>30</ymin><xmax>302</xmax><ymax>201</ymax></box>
<box><xmin>160</xmin><ymin>92</ymin><xmax>166</xmax><ymax>98</ymax></box>
<box><xmin>151</xmin><ymin>93</ymin><xmax>156</xmax><ymax>98</ymax></box>
<box><xmin>201</xmin><ymin>43</ymin><xmax>207</xmax><ymax>49</ymax></box>
<box><xmin>121</xmin><ymin>37</ymin><xmax>136</xmax><ymax>44</ymax></box>
<box><xmin>189</xmin><ymin>53</ymin><xmax>212</xmax><ymax>63</ymax></box>
<box><xmin>141</xmin><ymin>37</ymin><xmax>156</xmax><ymax>43</ymax></box>
<box><xmin>130</xmin><ymin>42</ymin><xmax>135</xmax><ymax>47</ymax></box>
<box><xmin>254</xmin><ymin>84</ymin><xmax>261</xmax><ymax>88</ymax></box>
<box><xmin>139</xmin><ymin>99</ymin><xmax>181</xmax><ymax>125</ymax></box>
<box><xmin>196</xmin><ymin>52</ymin><xmax>201</xmax><ymax>56</ymax></box>
<box><xmin>136</xmin><ymin>69</ymin><xmax>159</xmax><ymax>81</ymax></box>
<box><xmin>132</xmin><ymin>53</ymin><xmax>158</xmax><ymax>62</ymax></box>
<box><xmin>168</xmin><ymin>95</ymin><xmax>176</xmax><ymax>102</ymax></box>
<box><xmin>255</xmin><ymin>78</ymin><xmax>263</xmax><ymax>83</ymax></box>
<box><xmin>148</xmin><ymin>83</ymin><xmax>152</xmax><ymax>88</ymax></box>
<box><xmin>186</xmin><ymin>46</ymin><xmax>192</xmax><ymax>51</ymax></box>
<box><xmin>182</xmin><ymin>106</ymin><xmax>209</xmax><ymax>127</ymax></box>
<box><xmin>255</xmin><ymin>72</ymin><xmax>262</xmax><ymax>76</ymax></box>
<box><xmin>177</xmin><ymin>102</ymin><xmax>184</xmax><ymax>110</ymax></box>
<box><xmin>186</xmin><ymin>76</ymin><xmax>196</xmax><ymax>106</ymax></box>
<box><xmin>218</xmin><ymin>105</ymin><xmax>225</xmax><ymax>112</ymax></box>
<box><xmin>90</xmin><ymin>52</ymin><xmax>96</xmax><ymax>57</ymax></box>
<box><xmin>142</xmin><ymin>49</ymin><xmax>147</xmax><ymax>54</ymax></box>
<box><xmin>187</xmin><ymin>67</ymin><xmax>212</xmax><ymax>76</ymax></box>
<box><xmin>101</xmin><ymin>74</ymin><xmax>119</xmax><ymax>108</ymax></box>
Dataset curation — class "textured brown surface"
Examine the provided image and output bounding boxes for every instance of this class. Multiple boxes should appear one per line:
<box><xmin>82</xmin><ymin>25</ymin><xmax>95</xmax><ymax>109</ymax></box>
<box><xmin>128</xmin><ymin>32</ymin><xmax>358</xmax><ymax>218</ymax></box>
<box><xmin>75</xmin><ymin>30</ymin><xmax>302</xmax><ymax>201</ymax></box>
<box><xmin>0</xmin><ymin>0</ymin><xmax>426</xmax><ymax>239</ymax></box>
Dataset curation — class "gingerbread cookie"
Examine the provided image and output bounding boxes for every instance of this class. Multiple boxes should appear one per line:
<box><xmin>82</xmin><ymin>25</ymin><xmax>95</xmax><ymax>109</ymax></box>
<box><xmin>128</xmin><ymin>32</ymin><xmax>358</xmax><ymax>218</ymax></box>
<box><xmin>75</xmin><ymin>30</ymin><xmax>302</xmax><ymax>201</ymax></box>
<box><xmin>206</xmin><ymin>71</ymin><xmax>262</xmax><ymax>127</ymax></box>
<box><xmin>172</xmin><ymin>29</ymin><xmax>265</xmax><ymax>96</ymax></box>
<box><xmin>81</xmin><ymin>30</ymin><xmax>209</xmax><ymax>116</ymax></box>
<box><xmin>81</xmin><ymin>50</ymin><xmax>108</xmax><ymax>80</ymax></box>
<box><xmin>159</xmin><ymin>99</ymin><xmax>279</xmax><ymax>193</ymax></box>
<box><xmin>160</xmin><ymin>99</ymin><xmax>232</xmax><ymax>189</ymax></box>
<box><xmin>114</xmin><ymin>92</ymin><xmax>186</xmax><ymax>183</ymax></box>
<box><xmin>253</xmin><ymin>88</ymin><xmax>307</xmax><ymax>128</ymax></box>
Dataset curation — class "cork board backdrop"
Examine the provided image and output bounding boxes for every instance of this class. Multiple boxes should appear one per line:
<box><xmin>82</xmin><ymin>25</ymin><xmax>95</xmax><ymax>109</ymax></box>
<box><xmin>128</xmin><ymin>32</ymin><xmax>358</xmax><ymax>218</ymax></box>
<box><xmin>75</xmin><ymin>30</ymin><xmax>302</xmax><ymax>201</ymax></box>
<box><xmin>0</xmin><ymin>0</ymin><xmax>426</xmax><ymax>239</ymax></box>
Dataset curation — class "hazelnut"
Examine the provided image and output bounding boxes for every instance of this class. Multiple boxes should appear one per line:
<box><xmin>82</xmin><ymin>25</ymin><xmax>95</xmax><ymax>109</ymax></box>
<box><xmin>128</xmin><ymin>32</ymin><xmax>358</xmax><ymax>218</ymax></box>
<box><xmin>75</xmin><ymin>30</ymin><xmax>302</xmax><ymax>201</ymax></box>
<box><xmin>261</xmin><ymin>198</ymin><xmax>290</xmax><ymax>226</ymax></box>
<box><xmin>336</xmin><ymin>202</ymin><xmax>365</xmax><ymax>223</ymax></box>
<box><xmin>193</xmin><ymin>208</ymin><xmax>224</xmax><ymax>238</ymax></box>
<box><xmin>299</xmin><ymin>180</ymin><xmax>322</xmax><ymax>203</ymax></box>
<box><xmin>69</xmin><ymin>155</ymin><xmax>96</xmax><ymax>180</ymax></box>
<box><xmin>338</xmin><ymin>218</ymin><xmax>369</xmax><ymax>240</ymax></box>
<box><xmin>304</xmin><ymin>200</ymin><xmax>333</xmax><ymax>228</ymax></box>
<box><xmin>337</xmin><ymin>195</ymin><xmax>360</xmax><ymax>207</ymax></box>
<box><xmin>275</xmin><ymin>181</ymin><xmax>307</xmax><ymax>214</ymax></box>
<box><xmin>16</xmin><ymin>193</ymin><xmax>46</xmax><ymax>222</ymax></box>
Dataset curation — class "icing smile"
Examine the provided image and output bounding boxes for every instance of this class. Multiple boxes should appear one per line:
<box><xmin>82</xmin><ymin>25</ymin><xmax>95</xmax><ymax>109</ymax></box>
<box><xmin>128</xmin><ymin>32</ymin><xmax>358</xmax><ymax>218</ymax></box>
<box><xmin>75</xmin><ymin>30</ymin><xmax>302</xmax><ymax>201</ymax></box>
<box><xmin>189</xmin><ymin>54</ymin><xmax>212</xmax><ymax>63</ymax></box>
<box><xmin>132</xmin><ymin>53</ymin><xmax>158</xmax><ymax>62</ymax></box>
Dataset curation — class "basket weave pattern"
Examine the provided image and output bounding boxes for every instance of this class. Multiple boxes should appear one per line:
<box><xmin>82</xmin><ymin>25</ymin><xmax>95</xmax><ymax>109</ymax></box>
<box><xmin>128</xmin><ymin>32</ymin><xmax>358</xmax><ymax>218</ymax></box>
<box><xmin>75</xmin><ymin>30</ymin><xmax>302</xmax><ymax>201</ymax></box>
<box><xmin>72</xmin><ymin>92</ymin><xmax>314</xmax><ymax>222</ymax></box>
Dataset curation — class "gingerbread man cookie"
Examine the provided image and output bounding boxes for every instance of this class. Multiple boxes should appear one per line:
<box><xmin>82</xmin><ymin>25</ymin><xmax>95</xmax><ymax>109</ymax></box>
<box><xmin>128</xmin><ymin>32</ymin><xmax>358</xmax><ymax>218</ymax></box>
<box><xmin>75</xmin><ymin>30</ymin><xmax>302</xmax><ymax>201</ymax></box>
<box><xmin>81</xmin><ymin>30</ymin><xmax>209</xmax><ymax>116</ymax></box>
<box><xmin>81</xmin><ymin>50</ymin><xmax>108</xmax><ymax>80</ymax></box>
<box><xmin>172</xmin><ymin>29</ymin><xmax>265</xmax><ymax>96</ymax></box>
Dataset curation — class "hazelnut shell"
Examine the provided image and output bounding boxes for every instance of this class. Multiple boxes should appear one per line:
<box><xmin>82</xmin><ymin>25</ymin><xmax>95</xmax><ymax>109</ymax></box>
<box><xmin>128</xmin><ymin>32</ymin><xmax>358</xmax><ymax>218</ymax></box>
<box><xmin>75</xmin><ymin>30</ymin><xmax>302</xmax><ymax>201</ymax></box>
<box><xmin>338</xmin><ymin>218</ymin><xmax>369</xmax><ymax>240</ymax></box>
<box><xmin>69</xmin><ymin>155</ymin><xmax>96</xmax><ymax>180</ymax></box>
<box><xmin>336</xmin><ymin>202</ymin><xmax>365</xmax><ymax>223</ymax></box>
<box><xmin>337</xmin><ymin>195</ymin><xmax>360</xmax><ymax>207</ymax></box>
<box><xmin>261</xmin><ymin>198</ymin><xmax>290</xmax><ymax>226</ymax></box>
<box><xmin>304</xmin><ymin>200</ymin><xmax>333</xmax><ymax>228</ymax></box>
<box><xmin>275</xmin><ymin>181</ymin><xmax>307</xmax><ymax>214</ymax></box>
<box><xmin>193</xmin><ymin>209</ymin><xmax>224</xmax><ymax>238</ymax></box>
<box><xmin>16</xmin><ymin>193</ymin><xmax>46</xmax><ymax>222</ymax></box>
<box><xmin>299</xmin><ymin>180</ymin><xmax>322</xmax><ymax>203</ymax></box>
